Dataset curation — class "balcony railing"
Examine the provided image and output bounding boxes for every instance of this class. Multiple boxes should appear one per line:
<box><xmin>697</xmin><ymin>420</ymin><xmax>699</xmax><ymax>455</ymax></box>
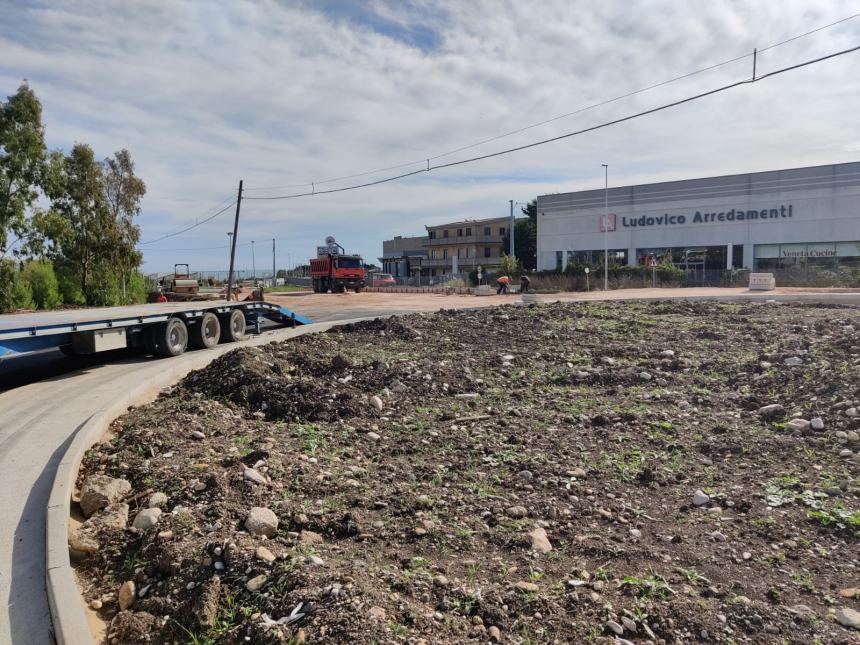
<box><xmin>425</xmin><ymin>234</ymin><xmax>503</xmax><ymax>246</ymax></box>
<box><xmin>423</xmin><ymin>257</ymin><xmax>503</xmax><ymax>268</ymax></box>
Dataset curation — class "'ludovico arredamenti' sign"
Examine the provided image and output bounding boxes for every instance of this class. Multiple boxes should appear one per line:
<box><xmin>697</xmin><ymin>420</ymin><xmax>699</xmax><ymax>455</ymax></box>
<box><xmin>599</xmin><ymin>205</ymin><xmax>795</xmax><ymax>230</ymax></box>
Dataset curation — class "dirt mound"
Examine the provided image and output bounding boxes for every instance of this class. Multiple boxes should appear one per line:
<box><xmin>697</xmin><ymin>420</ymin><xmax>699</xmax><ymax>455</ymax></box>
<box><xmin>75</xmin><ymin>301</ymin><xmax>860</xmax><ymax>644</ymax></box>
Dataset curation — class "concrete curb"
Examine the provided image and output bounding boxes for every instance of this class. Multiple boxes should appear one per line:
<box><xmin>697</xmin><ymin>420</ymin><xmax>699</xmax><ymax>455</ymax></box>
<box><xmin>45</xmin><ymin>318</ymin><xmax>369</xmax><ymax>644</ymax></box>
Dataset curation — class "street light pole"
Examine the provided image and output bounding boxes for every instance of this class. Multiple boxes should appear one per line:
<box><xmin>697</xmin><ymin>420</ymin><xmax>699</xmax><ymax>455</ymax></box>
<box><xmin>251</xmin><ymin>240</ymin><xmax>256</xmax><ymax>282</ymax></box>
<box><xmin>509</xmin><ymin>199</ymin><xmax>515</xmax><ymax>258</ymax></box>
<box><xmin>272</xmin><ymin>238</ymin><xmax>276</xmax><ymax>288</ymax></box>
<box><xmin>602</xmin><ymin>164</ymin><xmax>609</xmax><ymax>292</ymax></box>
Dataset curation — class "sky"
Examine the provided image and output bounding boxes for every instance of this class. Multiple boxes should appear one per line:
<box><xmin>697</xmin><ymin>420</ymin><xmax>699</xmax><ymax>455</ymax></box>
<box><xmin>1</xmin><ymin>0</ymin><xmax>859</xmax><ymax>275</ymax></box>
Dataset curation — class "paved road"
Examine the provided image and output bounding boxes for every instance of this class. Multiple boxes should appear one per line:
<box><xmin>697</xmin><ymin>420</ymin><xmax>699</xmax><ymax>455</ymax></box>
<box><xmin>1</xmin><ymin>287</ymin><xmax>859</xmax><ymax>643</ymax></box>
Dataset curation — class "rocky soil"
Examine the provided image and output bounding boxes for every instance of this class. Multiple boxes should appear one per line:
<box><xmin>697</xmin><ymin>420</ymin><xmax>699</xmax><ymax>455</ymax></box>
<box><xmin>74</xmin><ymin>300</ymin><xmax>860</xmax><ymax>644</ymax></box>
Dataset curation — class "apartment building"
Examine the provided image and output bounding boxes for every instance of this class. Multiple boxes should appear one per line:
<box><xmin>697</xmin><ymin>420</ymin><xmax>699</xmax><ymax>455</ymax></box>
<box><xmin>424</xmin><ymin>216</ymin><xmax>519</xmax><ymax>275</ymax></box>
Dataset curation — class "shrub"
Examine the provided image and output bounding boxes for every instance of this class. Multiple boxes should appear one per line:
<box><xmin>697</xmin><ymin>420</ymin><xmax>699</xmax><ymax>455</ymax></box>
<box><xmin>0</xmin><ymin>259</ymin><xmax>34</xmax><ymax>312</ymax></box>
<box><xmin>55</xmin><ymin>264</ymin><xmax>86</xmax><ymax>306</ymax></box>
<box><xmin>21</xmin><ymin>261</ymin><xmax>62</xmax><ymax>309</ymax></box>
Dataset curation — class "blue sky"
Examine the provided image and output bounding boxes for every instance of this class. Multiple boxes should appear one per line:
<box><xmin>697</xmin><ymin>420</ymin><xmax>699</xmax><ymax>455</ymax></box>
<box><xmin>1</xmin><ymin>0</ymin><xmax>858</xmax><ymax>274</ymax></box>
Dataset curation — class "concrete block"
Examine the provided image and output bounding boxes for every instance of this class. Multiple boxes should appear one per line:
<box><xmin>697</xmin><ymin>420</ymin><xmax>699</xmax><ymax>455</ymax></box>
<box><xmin>749</xmin><ymin>273</ymin><xmax>775</xmax><ymax>291</ymax></box>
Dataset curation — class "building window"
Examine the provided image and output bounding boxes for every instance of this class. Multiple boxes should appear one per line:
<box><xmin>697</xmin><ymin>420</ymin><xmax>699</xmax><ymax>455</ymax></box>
<box><xmin>499</xmin><ymin>227</ymin><xmax>506</xmax><ymax>236</ymax></box>
<box><xmin>484</xmin><ymin>247</ymin><xmax>491</xmax><ymax>258</ymax></box>
<box><xmin>457</xmin><ymin>247</ymin><xmax>462</xmax><ymax>259</ymax></box>
<box><xmin>443</xmin><ymin>230</ymin><xmax>449</xmax><ymax>238</ymax></box>
<box><xmin>429</xmin><ymin>231</ymin><xmax>435</xmax><ymax>240</ymax></box>
<box><xmin>457</xmin><ymin>228</ymin><xmax>463</xmax><ymax>237</ymax></box>
<box><xmin>466</xmin><ymin>227</ymin><xmax>472</xmax><ymax>236</ymax></box>
<box><xmin>555</xmin><ymin>251</ymin><xmax>563</xmax><ymax>270</ymax></box>
<box><xmin>484</xmin><ymin>226</ymin><xmax>491</xmax><ymax>235</ymax></box>
<box><xmin>466</xmin><ymin>247</ymin><xmax>472</xmax><ymax>258</ymax></box>
<box><xmin>430</xmin><ymin>249</ymin><xmax>438</xmax><ymax>259</ymax></box>
<box><xmin>443</xmin><ymin>249</ymin><xmax>448</xmax><ymax>259</ymax></box>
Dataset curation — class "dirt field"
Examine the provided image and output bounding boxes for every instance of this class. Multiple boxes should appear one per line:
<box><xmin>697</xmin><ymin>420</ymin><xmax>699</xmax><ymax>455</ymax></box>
<box><xmin>74</xmin><ymin>300</ymin><xmax>859</xmax><ymax>644</ymax></box>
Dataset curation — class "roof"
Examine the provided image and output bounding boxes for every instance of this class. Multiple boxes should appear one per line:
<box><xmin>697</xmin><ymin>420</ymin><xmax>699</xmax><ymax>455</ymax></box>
<box><xmin>425</xmin><ymin>215</ymin><xmax>527</xmax><ymax>230</ymax></box>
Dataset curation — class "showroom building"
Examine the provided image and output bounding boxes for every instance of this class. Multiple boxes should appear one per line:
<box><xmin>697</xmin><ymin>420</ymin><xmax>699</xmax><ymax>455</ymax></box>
<box><xmin>536</xmin><ymin>161</ymin><xmax>860</xmax><ymax>275</ymax></box>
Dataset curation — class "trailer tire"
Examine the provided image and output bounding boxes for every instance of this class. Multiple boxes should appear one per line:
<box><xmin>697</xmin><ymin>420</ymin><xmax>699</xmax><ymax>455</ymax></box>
<box><xmin>189</xmin><ymin>312</ymin><xmax>221</xmax><ymax>349</ymax></box>
<box><xmin>220</xmin><ymin>309</ymin><xmax>246</xmax><ymax>343</ymax></box>
<box><xmin>142</xmin><ymin>326</ymin><xmax>158</xmax><ymax>355</ymax></box>
<box><xmin>154</xmin><ymin>318</ymin><xmax>188</xmax><ymax>358</ymax></box>
<box><xmin>354</xmin><ymin>287</ymin><xmax>362</xmax><ymax>293</ymax></box>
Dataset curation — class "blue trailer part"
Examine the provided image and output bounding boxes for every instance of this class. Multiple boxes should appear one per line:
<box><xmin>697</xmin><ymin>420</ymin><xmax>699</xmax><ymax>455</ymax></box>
<box><xmin>0</xmin><ymin>300</ymin><xmax>312</xmax><ymax>360</ymax></box>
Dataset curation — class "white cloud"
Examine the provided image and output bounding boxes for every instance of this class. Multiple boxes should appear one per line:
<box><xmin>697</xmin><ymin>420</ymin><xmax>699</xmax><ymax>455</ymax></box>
<box><xmin>0</xmin><ymin>0</ymin><xmax>858</xmax><ymax>272</ymax></box>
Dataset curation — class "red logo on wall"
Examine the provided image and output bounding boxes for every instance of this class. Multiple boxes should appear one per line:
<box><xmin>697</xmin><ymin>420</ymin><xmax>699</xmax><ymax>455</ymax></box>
<box><xmin>599</xmin><ymin>213</ymin><xmax>616</xmax><ymax>232</ymax></box>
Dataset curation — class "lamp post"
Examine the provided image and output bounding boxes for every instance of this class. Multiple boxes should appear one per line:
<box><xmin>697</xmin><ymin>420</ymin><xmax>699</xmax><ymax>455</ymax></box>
<box><xmin>251</xmin><ymin>240</ymin><xmax>256</xmax><ymax>282</ymax></box>
<box><xmin>602</xmin><ymin>164</ymin><xmax>609</xmax><ymax>292</ymax></box>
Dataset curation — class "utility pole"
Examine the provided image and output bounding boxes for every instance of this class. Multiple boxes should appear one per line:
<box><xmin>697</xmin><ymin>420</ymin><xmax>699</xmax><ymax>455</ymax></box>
<box><xmin>251</xmin><ymin>240</ymin><xmax>256</xmax><ymax>282</ymax></box>
<box><xmin>509</xmin><ymin>199</ymin><xmax>515</xmax><ymax>258</ymax></box>
<box><xmin>272</xmin><ymin>238</ymin><xmax>276</xmax><ymax>288</ymax></box>
<box><xmin>226</xmin><ymin>180</ymin><xmax>243</xmax><ymax>302</ymax></box>
<box><xmin>602</xmin><ymin>164</ymin><xmax>609</xmax><ymax>292</ymax></box>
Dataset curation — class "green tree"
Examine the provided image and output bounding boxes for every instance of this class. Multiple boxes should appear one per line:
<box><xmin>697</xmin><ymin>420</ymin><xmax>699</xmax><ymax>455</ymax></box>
<box><xmin>502</xmin><ymin>199</ymin><xmax>537</xmax><ymax>271</ymax></box>
<box><xmin>0</xmin><ymin>259</ymin><xmax>33</xmax><ymax>311</ymax></box>
<box><xmin>500</xmin><ymin>253</ymin><xmax>521</xmax><ymax>277</ymax></box>
<box><xmin>101</xmin><ymin>149</ymin><xmax>145</xmax><ymax>288</ymax></box>
<box><xmin>0</xmin><ymin>83</ymin><xmax>47</xmax><ymax>256</ymax></box>
<box><xmin>20</xmin><ymin>259</ymin><xmax>61</xmax><ymax>309</ymax></box>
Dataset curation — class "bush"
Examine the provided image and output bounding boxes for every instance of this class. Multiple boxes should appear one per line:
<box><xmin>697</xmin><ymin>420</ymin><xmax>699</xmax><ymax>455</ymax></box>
<box><xmin>21</xmin><ymin>261</ymin><xmax>62</xmax><ymax>309</ymax></box>
<box><xmin>123</xmin><ymin>271</ymin><xmax>150</xmax><ymax>305</ymax></box>
<box><xmin>55</xmin><ymin>264</ymin><xmax>86</xmax><ymax>306</ymax></box>
<box><xmin>0</xmin><ymin>259</ymin><xmax>34</xmax><ymax>312</ymax></box>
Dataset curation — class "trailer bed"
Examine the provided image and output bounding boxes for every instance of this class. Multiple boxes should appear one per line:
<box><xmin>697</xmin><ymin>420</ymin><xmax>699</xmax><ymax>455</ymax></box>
<box><xmin>0</xmin><ymin>300</ymin><xmax>313</xmax><ymax>358</ymax></box>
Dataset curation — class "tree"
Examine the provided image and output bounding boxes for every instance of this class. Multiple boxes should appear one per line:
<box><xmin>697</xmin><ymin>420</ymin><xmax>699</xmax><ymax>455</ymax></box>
<box><xmin>101</xmin><ymin>149</ymin><xmax>145</xmax><ymax>290</ymax></box>
<box><xmin>20</xmin><ymin>260</ymin><xmax>61</xmax><ymax>309</ymax></box>
<box><xmin>0</xmin><ymin>83</ymin><xmax>47</xmax><ymax>257</ymax></box>
<box><xmin>502</xmin><ymin>199</ymin><xmax>537</xmax><ymax>271</ymax></box>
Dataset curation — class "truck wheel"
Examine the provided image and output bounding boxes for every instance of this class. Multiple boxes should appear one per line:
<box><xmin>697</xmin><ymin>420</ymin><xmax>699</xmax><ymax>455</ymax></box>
<box><xmin>354</xmin><ymin>287</ymin><xmax>362</xmax><ymax>293</ymax></box>
<box><xmin>220</xmin><ymin>309</ymin><xmax>246</xmax><ymax>342</ymax></box>
<box><xmin>189</xmin><ymin>312</ymin><xmax>221</xmax><ymax>349</ymax></box>
<box><xmin>336</xmin><ymin>284</ymin><xmax>345</xmax><ymax>293</ymax></box>
<box><xmin>142</xmin><ymin>326</ymin><xmax>158</xmax><ymax>355</ymax></box>
<box><xmin>154</xmin><ymin>318</ymin><xmax>188</xmax><ymax>357</ymax></box>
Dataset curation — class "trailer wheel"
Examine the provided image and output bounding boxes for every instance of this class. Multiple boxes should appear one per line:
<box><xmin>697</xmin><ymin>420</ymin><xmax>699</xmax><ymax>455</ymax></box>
<box><xmin>189</xmin><ymin>312</ymin><xmax>221</xmax><ymax>349</ymax></box>
<box><xmin>354</xmin><ymin>287</ymin><xmax>362</xmax><ymax>293</ymax></box>
<box><xmin>220</xmin><ymin>309</ymin><xmax>246</xmax><ymax>342</ymax></box>
<box><xmin>154</xmin><ymin>318</ymin><xmax>188</xmax><ymax>357</ymax></box>
<box><xmin>336</xmin><ymin>284</ymin><xmax>345</xmax><ymax>293</ymax></box>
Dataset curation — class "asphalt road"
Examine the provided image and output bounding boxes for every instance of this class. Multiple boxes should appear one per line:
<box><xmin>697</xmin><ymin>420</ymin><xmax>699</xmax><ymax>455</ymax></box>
<box><xmin>1</xmin><ymin>288</ymin><xmax>858</xmax><ymax>643</ymax></box>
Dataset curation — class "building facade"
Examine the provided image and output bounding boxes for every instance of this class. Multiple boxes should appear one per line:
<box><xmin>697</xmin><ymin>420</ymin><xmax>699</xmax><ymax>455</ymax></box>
<box><xmin>380</xmin><ymin>216</ymin><xmax>524</xmax><ymax>277</ymax></box>
<box><xmin>536</xmin><ymin>161</ymin><xmax>860</xmax><ymax>275</ymax></box>
<box><xmin>424</xmin><ymin>216</ymin><xmax>518</xmax><ymax>275</ymax></box>
<box><xmin>379</xmin><ymin>235</ymin><xmax>428</xmax><ymax>277</ymax></box>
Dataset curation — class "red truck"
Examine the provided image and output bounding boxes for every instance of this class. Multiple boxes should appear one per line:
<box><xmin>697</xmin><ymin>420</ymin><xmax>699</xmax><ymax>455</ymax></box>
<box><xmin>309</xmin><ymin>238</ymin><xmax>365</xmax><ymax>293</ymax></box>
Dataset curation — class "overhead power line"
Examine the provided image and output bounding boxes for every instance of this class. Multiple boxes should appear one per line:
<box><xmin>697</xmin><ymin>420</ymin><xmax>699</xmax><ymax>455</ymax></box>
<box><xmin>242</xmin><ymin>44</ymin><xmax>860</xmax><ymax>202</ymax></box>
<box><xmin>242</xmin><ymin>12</ymin><xmax>860</xmax><ymax>194</ymax></box>
<box><xmin>138</xmin><ymin>199</ymin><xmax>236</xmax><ymax>246</ymax></box>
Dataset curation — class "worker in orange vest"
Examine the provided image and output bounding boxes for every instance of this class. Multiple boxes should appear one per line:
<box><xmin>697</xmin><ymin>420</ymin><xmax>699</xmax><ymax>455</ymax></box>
<box><xmin>496</xmin><ymin>274</ymin><xmax>510</xmax><ymax>295</ymax></box>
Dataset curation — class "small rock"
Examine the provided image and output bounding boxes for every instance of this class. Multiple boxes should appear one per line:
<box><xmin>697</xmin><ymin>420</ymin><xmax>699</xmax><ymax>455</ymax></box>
<box><xmin>528</xmin><ymin>527</ymin><xmax>553</xmax><ymax>553</ymax></box>
<box><xmin>147</xmin><ymin>492</ymin><xmax>168</xmax><ymax>508</ymax></box>
<box><xmin>638</xmin><ymin>371</ymin><xmax>652</xmax><ymax>381</ymax></box>
<box><xmin>488</xmin><ymin>625</ymin><xmax>501</xmax><ymax>642</ymax></box>
<box><xmin>787</xmin><ymin>419</ymin><xmax>810</xmax><ymax>432</ymax></box>
<box><xmin>191</xmin><ymin>430</ymin><xmax>205</xmax><ymax>440</ymax></box>
<box><xmin>89</xmin><ymin>598</ymin><xmax>102</xmax><ymax>610</ymax></box>
<box><xmin>517</xmin><ymin>470</ymin><xmax>534</xmax><ymax>481</ymax></box>
<box><xmin>606</xmin><ymin>620</ymin><xmax>624</xmax><ymax>635</ymax></box>
<box><xmin>629</xmin><ymin>528</ymin><xmax>642</xmax><ymax>538</ymax></box>
<box><xmin>79</xmin><ymin>475</ymin><xmax>131</xmax><ymax>517</ymax></box>
<box><xmin>569</xmin><ymin>467</ymin><xmax>587</xmax><ymax>479</ymax></box>
<box><xmin>839</xmin><ymin>588</ymin><xmax>859</xmax><ymax>599</ymax></box>
<box><xmin>433</xmin><ymin>575</ymin><xmax>449</xmax><ymax>587</ymax></box>
<box><xmin>366</xmin><ymin>432</ymin><xmax>381</xmax><ymax>441</ymax></box>
<box><xmin>118</xmin><ymin>581</ymin><xmax>136</xmax><ymax>611</ymax></box>
<box><xmin>300</xmin><ymin>530</ymin><xmax>324</xmax><ymax>544</ymax></box>
<box><xmin>369</xmin><ymin>396</ymin><xmax>384</xmax><ymax>412</ymax></box>
<box><xmin>256</xmin><ymin>546</ymin><xmax>276</xmax><ymax>564</ymax></box>
<box><xmin>784</xmin><ymin>356</ymin><xmax>803</xmax><ymax>366</ymax></box>
<box><xmin>515</xmin><ymin>581</ymin><xmax>539</xmax><ymax>592</ymax></box>
<box><xmin>810</xmin><ymin>417</ymin><xmax>825</xmax><ymax>431</ymax></box>
<box><xmin>368</xmin><ymin>606</ymin><xmax>386</xmax><ymax>620</ymax></box>
<box><xmin>621</xmin><ymin>617</ymin><xmax>637</xmax><ymax>633</ymax></box>
<box><xmin>306</xmin><ymin>555</ymin><xmax>325</xmax><ymax>566</ymax></box>
<box><xmin>758</xmin><ymin>404</ymin><xmax>785</xmax><ymax>420</ymax></box>
<box><xmin>835</xmin><ymin>607</ymin><xmax>860</xmax><ymax>630</ymax></box>
<box><xmin>789</xmin><ymin>604</ymin><xmax>816</xmax><ymax>620</ymax></box>
<box><xmin>660</xmin><ymin>349</ymin><xmax>675</xmax><ymax>357</ymax></box>
<box><xmin>506</xmin><ymin>505</ymin><xmax>528</xmax><ymax>519</ymax></box>
<box><xmin>692</xmin><ymin>490</ymin><xmax>710</xmax><ymax>506</ymax></box>
<box><xmin>132</xmin><ymin>508</ymin><xmax>162</xmax><ymax>530</ymax></box>
<box><xmin>245</xmin><ymin>507</ymin><xmax>279</xmax><ymax>537</ymax></box>
<box><xmin>243</xmin><ymin>467</ymin><xmax>268</xmax><ymax>485</ymax></box>
<box><xmin>246</xmin><ymin>575</ymin><xmax>267</xmax><ymax>592</ymax></box>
